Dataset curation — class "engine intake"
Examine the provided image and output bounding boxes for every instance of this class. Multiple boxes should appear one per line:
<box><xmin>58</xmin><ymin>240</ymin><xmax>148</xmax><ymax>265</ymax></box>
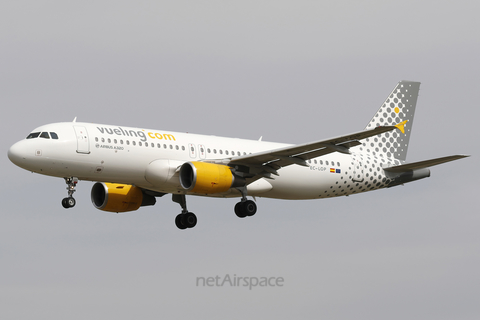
<box><xmin>179</xmin><ymin>161</ymin><xmax>245</xmax><ymax>194</ymax></box>
<box><xmin>91</xmin><ymin>182</ymin><xmax>156</xmax><ymax>213</ymax></box>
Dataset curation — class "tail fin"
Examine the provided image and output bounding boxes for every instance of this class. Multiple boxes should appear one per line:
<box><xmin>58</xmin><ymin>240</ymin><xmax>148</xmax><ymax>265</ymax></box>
<box><xmin>362</xmin><ymin>81</ymin><xmax>421</xmax><ymax>161</ymax></box>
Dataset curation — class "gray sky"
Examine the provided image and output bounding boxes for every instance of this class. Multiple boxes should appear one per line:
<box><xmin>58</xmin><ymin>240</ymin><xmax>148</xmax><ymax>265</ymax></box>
<box><xmin>1</xmin><ymin>1</ymin><xmax>478</xmax><ymax>319</ymax></box>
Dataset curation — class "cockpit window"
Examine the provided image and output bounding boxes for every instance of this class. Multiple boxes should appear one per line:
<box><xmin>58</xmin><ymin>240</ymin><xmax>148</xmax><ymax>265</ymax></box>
<box><xmin>26</xmin><ymin>132</ymin><xmax>40</xmax><ymax>139</ymax></box>
<box><xmin>39</xmin><ymin>132</ymin><xmax>50</xmax><ymax>139</ymax></box>
<box><xmin>26</xmin><ymin>132</ymin><xmax>59</xmax><ymax>139</ymax></box>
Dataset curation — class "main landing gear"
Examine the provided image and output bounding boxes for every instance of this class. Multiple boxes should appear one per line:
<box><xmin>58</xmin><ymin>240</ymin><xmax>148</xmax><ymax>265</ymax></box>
<box><xmin>234</xmin><ymin>200</ymin><xmax>257</xmax><ymax>218</ymax></box>
<box><xmin>62</xmin><ymin>177</ymin><xmax>78</xmax><ymax>209</ymax></box>
<box><xmin>172</xmin><ymin>188</ymin><xmax>257</xmax><ymax>230</ymax></box>
<box><xmin>234</xmin><ymin>186</ymin><xmax>257</xmax><ymax>218</ymax></box>
<box><xmin>172</xmin><ymin>194</ymin><xmax>197</xmax><ymax>230</ymax></box>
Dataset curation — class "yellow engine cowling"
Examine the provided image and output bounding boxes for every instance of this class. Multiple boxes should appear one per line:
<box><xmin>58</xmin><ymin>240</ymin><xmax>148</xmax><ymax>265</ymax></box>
<box><xmin>179</xmin><ymin>162</ymin><xmax>245</xmax><ymax>194</ymax></box>
<box><xmin>91</xmin><ymin>182</ymin><xmax>155</xmax><ymax>213</ymax></box>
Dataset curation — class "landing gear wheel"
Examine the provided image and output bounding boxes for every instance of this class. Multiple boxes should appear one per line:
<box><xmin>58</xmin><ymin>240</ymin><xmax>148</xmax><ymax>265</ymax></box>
<box><xmin>234</xmin><ymin>186</ymin><xmax>257</xmax><ymax>219</ymax></box>
<box><xmin>235</xmin><ymin>202</ymin><xmax>247</xmax><ymax>218</ymax></box>
<box><xmin>235</xmin><ymin>200</ymin><xmax>257</xmax><ymax>218</ymax></box>
<box><xmin>175</xmin><ymin>214</ymin><xmax>187</xmax><ymax>230</ymax></box>
<box><xmin>172</xmin><ymin>194</ymin><xmax>198</xmax><ymax>230</ymax></box>
<box><xmin>244</xmin><ymin>200</ymin><xmax>257</xmax><ymax>216</ymax></box>
<box><xmin>62</xmin><ymin>197</ymin><xmax>76</xmax><ymax>209</ymax></box>
<box><xmin>183</xmin><ymin>212</ymin><xmax>197</xmax><ymax>228</ymax></box>
<box><xmin>175</xmin><ymin>212</ymin><xmax>197</xmax><ymax>229</ymax></box>
<box><xmin>62</xmin><ymin>177</ymin><xmax>78</xmax><ymax>209</ymax></box>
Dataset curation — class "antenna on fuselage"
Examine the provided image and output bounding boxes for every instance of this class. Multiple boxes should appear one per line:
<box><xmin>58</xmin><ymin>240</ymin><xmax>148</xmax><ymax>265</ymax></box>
<box><xmin>73</xmin><ymin>117</ymin><xmax>77</xmax><ymax>123</ymax></box>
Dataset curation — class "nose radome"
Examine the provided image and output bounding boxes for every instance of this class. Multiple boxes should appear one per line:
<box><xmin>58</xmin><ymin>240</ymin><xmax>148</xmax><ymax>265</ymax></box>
<box><xmin>8</xmin><ymin>141</ymin><xmax>27</xmax><ymax>167</ymax></box>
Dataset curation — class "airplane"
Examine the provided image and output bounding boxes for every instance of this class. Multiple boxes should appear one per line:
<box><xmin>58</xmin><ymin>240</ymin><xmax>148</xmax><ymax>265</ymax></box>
<box><xmin>8</xmin><ymin>81</ymin><xmax>468</xmax><ymax>230</ymax></box>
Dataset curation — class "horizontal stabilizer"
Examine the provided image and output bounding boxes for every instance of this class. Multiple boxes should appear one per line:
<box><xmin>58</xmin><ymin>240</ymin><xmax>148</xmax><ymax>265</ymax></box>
<box><xmin>384</xmin><ymin>155</ymin><xmax>469</xmax><ymax>173</ymax></box>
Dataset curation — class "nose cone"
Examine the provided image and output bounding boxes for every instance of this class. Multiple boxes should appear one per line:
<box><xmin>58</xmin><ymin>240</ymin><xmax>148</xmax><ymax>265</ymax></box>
<box><xmin>8</xmin><ymin>141</ymin><xmax>27</xmax><ymax>167</ymax></box>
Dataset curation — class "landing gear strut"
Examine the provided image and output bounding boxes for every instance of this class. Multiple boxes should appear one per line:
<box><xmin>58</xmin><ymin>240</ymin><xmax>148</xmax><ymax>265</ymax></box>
<box><xmin>62</xmin><ymin>177</ymin><xmax>78</xmax><ymax>209</ymax></box>
<box><xmin>172</xmin><ymin>194</ymin><xmax>197</xmax><ymax>230</ymax></box>
<box><xmin>234</xmin><ymin>186</ymin><xmax>257</xmax><ymax>218</ymax></box>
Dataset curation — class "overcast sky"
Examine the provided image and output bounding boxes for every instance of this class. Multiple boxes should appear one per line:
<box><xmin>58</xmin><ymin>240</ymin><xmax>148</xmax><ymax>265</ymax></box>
<box><xmin>1</xmin><ymin>1</ymin><xmax>479</xmax><ymax>319</ymax></box>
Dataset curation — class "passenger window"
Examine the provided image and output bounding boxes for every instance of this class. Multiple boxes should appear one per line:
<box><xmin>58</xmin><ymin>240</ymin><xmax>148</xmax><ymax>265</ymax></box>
<box><xmin>213</xmin><ymin>149</ymin><xmax>217</xmax><ymax>154</ymax></box>
<box><xmin>163</xmin><ymin>144</ymin><xmax>167</xmax><ymax>149</ymax></box>
<box><xmin>225</xmin><ymin>151</ymin><xmax>229</xmax><ymax>155</ymax></box>
<box><xmin>157</xmin><ymin>143</ymin><xmax>161</xmax><ymax>148</ymax></box>
<box><xmin>170</xmin><ymin>145</ymin><xmax>173</xmax><ymax>149</ymax></box>
<box><xmin>39</xmin><ymin>132</ymin><xmax>50</xmax><ymax>139</ymax></box>
<box><xmin>114</xmin><ymin>139</ymin><xmax>117</xmax><ymax>144</ymax></box>
<box><xmin>120</xmin><ymin>140</ymin><xmax>124</xmax><ymax>144</ymax></box>
<box><xmin>132</xmin><ymin>141</ymin><xmax>136</xmax><ymax>146</ymax></box>
<box><xmin>126</xmin><ymin>140</ymin><xmax>130</xmax><ymax>145</ymax></box>
<box><xmin>176</xmin><ymin>145</ymin><xmax>179</xmax><ymax>150</ymax></box>
<box><xmin>50</xmin><ymin>132</ymin><xmax>58</xmax><ymax>139</ymax></box>
<box><xmin>95</xmin><ymin>137</ymin><xmax>99</xmax><ymax>142</ymax></box>
<box><xmin>26</xmin><ymin>132</ymin><xmax>40</xmax><ymax>139</ymax></box>
<box><xmin>219</xmin><ymin>150</ymin><xmax>223</xmax><ymax>155</ymax></box>
<box><xmin>108</xmin><ymin>138</ymin><xmax>111</xmax><ymax>143</ymax></box>
<box><xmin>182</xmin><ymin>146</ymin><xmax>185</xmax><ymax>151</ymax></box>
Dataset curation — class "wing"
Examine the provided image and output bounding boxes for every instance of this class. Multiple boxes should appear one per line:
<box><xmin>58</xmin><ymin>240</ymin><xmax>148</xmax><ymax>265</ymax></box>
<box><xmin>207</xmin><ymin>125</ymin><xmax>398</xmax><ymax>179</ymax></box>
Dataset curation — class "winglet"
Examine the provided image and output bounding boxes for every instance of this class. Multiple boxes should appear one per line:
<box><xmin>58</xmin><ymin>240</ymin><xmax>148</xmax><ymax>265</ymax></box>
<box><xmin>73</xmin><ymin>117</ymin><xmax>77</xmax><ymax>123</ymax></box>
<box><xmin>394</xmin><ymin>120</ymin><xmax>408</xmax><ymax>134</ymax></box>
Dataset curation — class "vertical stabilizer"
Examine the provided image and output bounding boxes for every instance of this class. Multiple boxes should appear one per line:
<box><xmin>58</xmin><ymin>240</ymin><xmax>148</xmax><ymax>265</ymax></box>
<box><xmin>362</xmin><ymin>81</ymin><xmax>420</xmax><ymax>161</ymax></box>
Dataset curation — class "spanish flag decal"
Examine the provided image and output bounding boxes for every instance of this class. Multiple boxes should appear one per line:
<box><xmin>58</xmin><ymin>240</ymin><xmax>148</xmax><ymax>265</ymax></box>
<box><xmin>330</xmin><ymin>168</ymin><xmax>335</xmax><ymax>173</ymax></box>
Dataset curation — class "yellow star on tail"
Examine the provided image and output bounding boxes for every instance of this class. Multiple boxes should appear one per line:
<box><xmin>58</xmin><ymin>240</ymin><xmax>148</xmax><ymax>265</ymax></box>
<box><xmin>394</xmin><ymin>120</ymin><xmax>408</xmax><ymax>134</ymax></box>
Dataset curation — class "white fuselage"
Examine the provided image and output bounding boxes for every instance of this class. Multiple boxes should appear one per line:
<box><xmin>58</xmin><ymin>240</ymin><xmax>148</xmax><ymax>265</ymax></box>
<box><xmin>8</xmin><ymin>122</ymin><xmax>399</xmax><ymax>200</ymax></box>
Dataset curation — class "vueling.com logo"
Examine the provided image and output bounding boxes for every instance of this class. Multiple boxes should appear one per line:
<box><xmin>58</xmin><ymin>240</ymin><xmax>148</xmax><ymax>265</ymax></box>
<box><xmin>96</xmin><ymin>126</ymin><xmax>176</xmax><ymax>142</ymax></box>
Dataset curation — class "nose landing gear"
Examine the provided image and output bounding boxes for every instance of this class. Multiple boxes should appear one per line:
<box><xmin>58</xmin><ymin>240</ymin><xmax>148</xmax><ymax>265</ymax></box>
<box><xmin>62</xmin><ymin>177</ymin><xmax>78</xmax><ymax>208</ymax></box>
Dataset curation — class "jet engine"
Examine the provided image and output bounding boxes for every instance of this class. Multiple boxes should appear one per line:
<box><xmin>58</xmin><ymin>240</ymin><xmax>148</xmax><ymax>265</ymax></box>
<box><xmin>91</xmin><ymin>182</ymin><xmax>156</xmax><ymax>213</ymax></box>
<box><xmin>179</xmin><ymin>162</ymin><xmax>245</xmax><ymax>194</ymax></box>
